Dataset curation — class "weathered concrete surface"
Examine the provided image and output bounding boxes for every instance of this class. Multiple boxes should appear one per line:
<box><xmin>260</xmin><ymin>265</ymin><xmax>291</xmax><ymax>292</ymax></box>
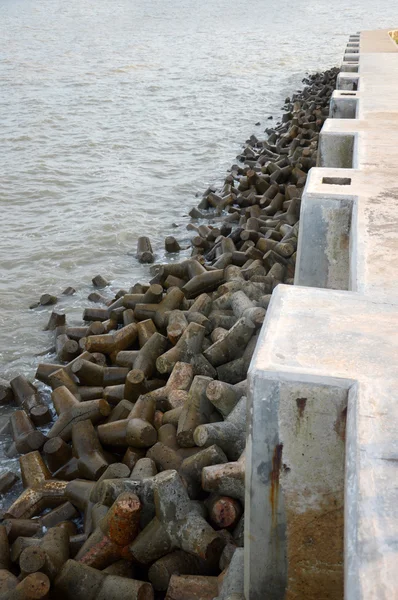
<box><xmin>329</xmin><ymin>91</ymin><xmax>359</xmax><ymax>120</ymax></box>
<box><xmin>296</xmin><ymin>31</ymin><xmax>398</xmax><ymax>300</ymax></box>
<box><xmin>246</xmin><ymin>285</ymin><xmax>398</xmax><ymax>600</ymax></box>
<box><xmin>246</xmin><ymin>28</ymin><xmax>398</xmax><ymax>600</ymax></box>
<box><xmin>295</xmin><ymin>165</ymin><xmax>398</xmax><ymax>296</ymax></box>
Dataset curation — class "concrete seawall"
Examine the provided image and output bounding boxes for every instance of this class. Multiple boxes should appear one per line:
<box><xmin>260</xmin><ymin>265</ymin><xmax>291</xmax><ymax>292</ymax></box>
<box><xmin>246</xmin><ymin>28</ymin><xmax>398</xmax><ymax>600</ymax></box>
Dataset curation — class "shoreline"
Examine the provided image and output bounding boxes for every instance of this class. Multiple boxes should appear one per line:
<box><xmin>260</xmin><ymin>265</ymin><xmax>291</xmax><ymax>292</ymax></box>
<box><xmin>0</xmin><ymin>67</ymin><xmax>338</xmax><ymax>599</ymax></box>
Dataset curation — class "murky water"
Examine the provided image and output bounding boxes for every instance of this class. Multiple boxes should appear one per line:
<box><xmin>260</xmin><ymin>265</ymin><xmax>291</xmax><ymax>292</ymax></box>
<box><xmin>0</xmin><ymin>0</ymin><xmax>397</xmax><ymax>483</ymax></box>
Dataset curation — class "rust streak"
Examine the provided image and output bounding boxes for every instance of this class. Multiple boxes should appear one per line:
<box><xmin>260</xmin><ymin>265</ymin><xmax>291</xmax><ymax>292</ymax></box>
<box><xmin>333</xmin><ymin>406</ymin><xmax>347</xmax><ymax>442</ymax></box>
<box><xmin>296</xmin><ymin>397</ymin><xmax>307</xmax><ymax>419</ymax></box>
<box><xmin>269</xmin><ymin>443</ymin><xmax>283</xmax><ymax>525</ymax></box>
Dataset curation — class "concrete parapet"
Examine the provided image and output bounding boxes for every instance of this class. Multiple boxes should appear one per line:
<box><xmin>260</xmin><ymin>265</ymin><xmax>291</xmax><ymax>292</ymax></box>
<box><xmin>246</xmin><ymin>285</ymin><xmax>398</xmax><ymax>599</ymax></box>
<box><xmin>329</xmin><ymin>90</ymin><xmax>359</xmax><ymax>119</ymax></box>
<box><xmin>295</xmin><ymin>165</ymin><xmax>398</xmax><ymax>297</ymax></box>
<box><xmin>298</xmin><ymin>29</ymin><xmax>398</xmax><ymax>301</ymax></box>
<box><xmin>246</xmin><ymin>27</ymin><xmax>398</xmax><ymax>600</ymax></box>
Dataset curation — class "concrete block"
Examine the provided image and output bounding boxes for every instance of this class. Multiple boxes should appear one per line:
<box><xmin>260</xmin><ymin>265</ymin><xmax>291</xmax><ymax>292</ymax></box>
<box><xmin>340</xmin><ymin>62</ymin><xmax>359</xmax><ymax>73</ymax></box>
<box><xmin>245</xmin><ymin>285</ymin><xmax>398</xmax><ymax>599</ymax></box>
<box><xmin>317</xmin><ymin>120</ymin><xmax>358</xmax><ymax>168</ymax></box>
<box><xmin>329</xmin><ymin>90</ymin><xmax>359</xmax><ymax>119</ymax></box>
<box><xmin>337</xmin><ymin>72</ymin><xmax>359</xmax><ymax>89</ymax></box>
<box><xmin>297</xmin><ymin>121</ymin><xmax>398</xmax><ymax>299</ymax></box>
<box><xmin>295</xmin><ymin>167</ymin><xmax>355</xmax><ymax>291</ymax></box>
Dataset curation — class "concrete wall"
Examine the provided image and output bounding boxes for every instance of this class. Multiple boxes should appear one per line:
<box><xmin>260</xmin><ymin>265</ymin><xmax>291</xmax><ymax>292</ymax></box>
<box><xmin>245</xmin><ymin>28</ymin><xmax>398</xmax><ymax>600</ymax></box>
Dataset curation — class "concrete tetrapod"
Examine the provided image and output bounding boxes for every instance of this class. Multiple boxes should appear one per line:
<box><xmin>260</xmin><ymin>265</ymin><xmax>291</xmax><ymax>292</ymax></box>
<box><xmin>76</xmin><ymin>492</ymin><xmax>141</xmax><ymax>569</ymax></box>
<box><xmin>43</xmin><ymin>437</ymin><xmax>73</xmax><ymax>474</ymax></box>
<box><xmin>10</xmin><ymin>536</ymin><xmax>40</xmax><ymax>564</ymax></box>
<box><xmin>0</xmin><ymin>527</ymin><xmax>10</xmax><ymax>572</ymax></box>
<box><xmin>65</xmin><ymin>479</ymin><xmax>97</xmax><ymax>533</ymax></box>
<box><xmin>129</xmin><ymin>517</ymin><xmax>173</xmax><ymax>565</ymax></box>
<box><xmin>134</xmin><ymin>287</ymin><xmax>184</xmax><ymax>329</ymax></box>
<box><xmin>95</xmin><ymin>470</ymin><xmax>162</xmax><ymax>529</ymax></box>
<box><xmin>0</xmin><ymin>471</ymin><xmax>19</xmax><ymax>496</ymax></box>
<box><xmin>165</xmin><ymin>574</ymin><xmax>219</xmax><ymax>600</ymax></box>
<box><xmin>206</xmin><ymin>380</ymin><xmax>246</xmax><ymax>418</ymax></box>
<box><xmin>47</xmin><ymin>386</ymin><xmax>111</xmax><ymax>441</ymax></box>
<box><xmin>82</xmin><ymin>322</ymin><xmax>138</xmax><ymax>355</ymax></box>
<box><xmin>6</xmin><ymin>410</ymin><xmax>47</xmax><ymax>457</ymax></box>
<box><xmin>71</xmin><ymin>359</ymin><xmax>129</xmax><ymax>387</ymax></box>
<box><xmin>10</xmin><ymin>376</ymin><xmax>51</xmax><ymax>426</ymax></box>
<box><xmin>148</xmin><ymin>550</ymin><xmax>217</xmax><ymax>591</ymax></box>
<box><xmin>165</xmin><ymin>236</ymin><xmax>181</xmax><ymax>254</ymax></box>
<box><xmin>194</xmin><ymin>396</ymin><xmax>247</xmax><ymax>460</ymax></box>
<box><xmin>47</xmin><ymin>367</ymin><xmax>81</xmax><ymax>397</ymax></box>
<box><xmin>206</xmin><ymin>494</ymin><xmax>243</xmax><ymax>530</ymax></box>
<box><xmin>105</xmin><ymin>400</ymin><xmax>134</xmax><ymax>423</ymax></box>
<box><xmin>176</xmin><ymin>375</ymin><xmax>213</xmax><ymax>447</ymax></box>
<box><xmin>202</xmin><ymin>453</ymin><xmax>245</xmax><ymax>504</ymax></box>
<box><xmin>72</xmin><ymin>420</ymin><xmax>109</xmax><ymax>480</ymax></box>
<box><xmin>178</xmin><ymin>445</ymin><xmax>228</xmax><ymax>499</ymax></box>
<box><xmin>146</xmin><ymin>442</ymin><xmax>183</xmax><ymax>472</ymax></box>
<box><xmin>89</xmin><ymin>463</ymin><xmax>131</xmax><ymax>503</ymax></box>
<box><xmin>128</xmin><ymin>332</ymin><xmax>168</xmax><ymax>381</ymax></box>
<box><xmin>4</xmin><ymin>451</ymin><xmax>67</xmax><ymax>519</ymax></box>
<box><xmin>216</xmin><ymin>333</ymin><xmax>258</xmax><ymax>384</ymax></box>
<box><xmin>182</xmin><ymin>269</ymin><xmax>225</xmax><ymax>299</ymax></box>
<box><xmin>19</xmin><ymin>526</ymin><xmax>69</xmax><ymax>581</ymax></box>
<box><xmin>97</xmin><ymin>396</ymin><xmax>157</xmax><ymax>449</ymax></box>
<box><xmin>0</xmin><ymin>379</ymin><xmax>14</xmax><ymax>406</ymax></box>
<box><xmin>3</xmin><ymin>519</ymin><xmax>41</xmax><ymax>543</ymax></box>
<box><xmin>184</xmin><ymin>309</ymin><xmax>212</xmax><ymax>333</ymax></box>
<box><xmin>0</xmin><ymin>569</ymin><xmax>18</xmax><ymax>595</ymax></box>
<box><xmin>0</xmin><ymin>573</ymin><xmax>50</xmax><ymax>600</ymax></box>
<box><xmin>153</xmin><ymin>470</ymin><xmax>226</xmax><ymax>565</ymax></box>
<box><xmin>135</xmin><ymin>319</ymin><xmax>156</xmax><ymax>348</ymax></box>
<box><xmin>136</xmin><ymin>236</ymin><xmax>154</xmax><ymax>264</ymax></box>
<box><xmin>55</xmin><ymin>559</ymin><xmax>154</xmax><ymax>600</ymax></box>
<box><xmin>166</xmin><ymin>310</ymin><xmax>188</xmax><ymax>344</ymax></box>
<box><xmin>40</xmin><ymin>501</ymin><xmax>78</xmax><ymax>529</ymax></box>
<box><xmin>156</xmin><ymin>323</ymin><xmax>206</xmax><ymax>374</ymax></box>
<box><xmin>203</xmin><ymin>317</ymin><xmax>255</xmax><ymax>368</ymax></box>
<box><xmin>143</xmin><ymin>361</ymin><xmax>194</xmax><ymax>412</ymax></box>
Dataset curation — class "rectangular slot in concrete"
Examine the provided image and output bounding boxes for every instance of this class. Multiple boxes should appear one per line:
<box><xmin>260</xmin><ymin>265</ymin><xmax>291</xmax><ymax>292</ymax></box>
<box><xmin>322</xmin><ymin>177</ymin><xmax>352</xmax><ymax>185</ymax></box>
<box><xmin>340</xmin><ymin>92</ymin><xmax>356</xmax><ymax>96</ymax></box>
